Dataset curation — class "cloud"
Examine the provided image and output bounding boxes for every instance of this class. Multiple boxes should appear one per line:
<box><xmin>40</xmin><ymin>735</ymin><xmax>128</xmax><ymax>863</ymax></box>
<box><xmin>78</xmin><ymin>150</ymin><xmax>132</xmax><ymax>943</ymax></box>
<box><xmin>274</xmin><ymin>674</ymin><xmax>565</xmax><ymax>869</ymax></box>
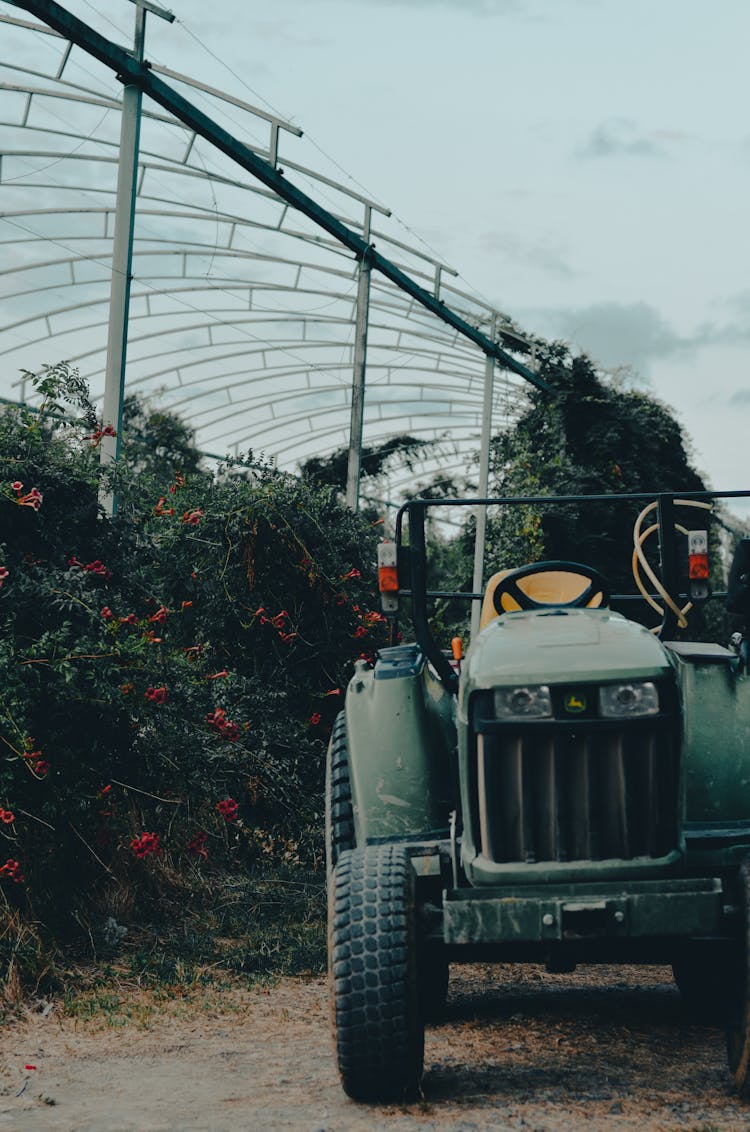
<box><xmin>690</xmin><ymin>294</ymin><xmax>750</xmax><ymax>362</ymax></box>
<box><xmin>532</xmin><ymin>299</ymin><xmax>750</xmax><ymax>387</ymax></box>
<box><xmin>725</xmin><ymin>291</ymin><xmax>750</xmax><ymax>318</ymax></box>
<box><xmin>533</xmin><ymin>301</ymin><xmax>690</xmax><ymax>374</ymax></box>
<box><xmin>480</xmin><ymin>231</ymin><xmax>575</xmax><ymax>278</ymax></box>
<box><xmin>579</xmin><ymin>118</ymin><xmax>668</xmax><ymax>160</ymax></box>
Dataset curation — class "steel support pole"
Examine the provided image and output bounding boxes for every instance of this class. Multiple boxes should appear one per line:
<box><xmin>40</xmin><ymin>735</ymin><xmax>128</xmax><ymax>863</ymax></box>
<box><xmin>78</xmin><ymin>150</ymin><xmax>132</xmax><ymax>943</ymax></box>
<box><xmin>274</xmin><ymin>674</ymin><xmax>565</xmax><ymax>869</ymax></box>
<box><xmin>346</xmin><ymin>224</ymin><xmax>372</xmax><ymax>512</ymax></box>
<box><xmin>657</xmin><ymin>494</ymin><xmax>680</xmax><ymax>638</ymax></box>
<box><xmin>470</xmin><ymin>316</ymin><xmax>497</xmax><ymax>641</ymax></box>
<box><xmin>98</xmin><ymin>5</ymin><xmax>145</xmax><ymax>515</ymax></box>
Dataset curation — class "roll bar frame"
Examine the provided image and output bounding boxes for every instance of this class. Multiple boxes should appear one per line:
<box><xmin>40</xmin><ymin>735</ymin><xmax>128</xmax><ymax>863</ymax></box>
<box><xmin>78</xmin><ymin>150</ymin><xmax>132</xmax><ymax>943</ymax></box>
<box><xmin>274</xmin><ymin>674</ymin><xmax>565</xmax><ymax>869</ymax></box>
<box><xmin>394</xmin><ymin>490</ymin><xmax>750</xmax><ymax>695</ymax></box>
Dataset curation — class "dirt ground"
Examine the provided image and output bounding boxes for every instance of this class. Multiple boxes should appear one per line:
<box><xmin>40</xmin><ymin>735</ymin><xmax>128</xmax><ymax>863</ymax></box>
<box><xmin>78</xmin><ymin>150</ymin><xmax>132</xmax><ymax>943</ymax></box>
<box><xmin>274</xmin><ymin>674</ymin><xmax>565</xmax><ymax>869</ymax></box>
<box><xmin>1</xmin><ymin>962</ymin><xmax>748</xmax><ymax>1132</ymax></box>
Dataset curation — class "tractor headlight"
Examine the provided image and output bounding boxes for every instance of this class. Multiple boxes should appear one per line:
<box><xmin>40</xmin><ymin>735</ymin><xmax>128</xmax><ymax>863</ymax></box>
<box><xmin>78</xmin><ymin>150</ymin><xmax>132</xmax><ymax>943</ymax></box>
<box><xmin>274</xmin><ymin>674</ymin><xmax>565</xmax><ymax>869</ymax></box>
<box><xmin>494</xmin><ymin>685</ymin><xmax>553</xmax><ymax>720</ymax></box>
<box><xmin>598</xmin><ymin>681</ymin><xmax>659</xmax><ymax>718</ymax></box>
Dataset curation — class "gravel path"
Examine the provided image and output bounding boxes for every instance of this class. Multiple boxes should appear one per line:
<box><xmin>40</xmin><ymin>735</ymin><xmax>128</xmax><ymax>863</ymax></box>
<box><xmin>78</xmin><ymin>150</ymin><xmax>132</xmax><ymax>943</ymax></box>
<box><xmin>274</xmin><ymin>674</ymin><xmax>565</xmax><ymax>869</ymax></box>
<box><xmin>1</xmin><ymin>963</ymin><xmax>747</xmax><ymax>1131</ymax></box>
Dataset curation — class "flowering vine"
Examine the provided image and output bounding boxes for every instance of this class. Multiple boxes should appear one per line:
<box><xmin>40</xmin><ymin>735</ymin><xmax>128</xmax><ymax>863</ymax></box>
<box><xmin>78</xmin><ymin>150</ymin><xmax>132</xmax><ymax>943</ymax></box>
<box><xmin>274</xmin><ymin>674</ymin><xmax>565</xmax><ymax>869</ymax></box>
<box><xmin>9</xmin><ymin>482</ymin><xmax>43</xmax><ymax>511</ymax></box>
<box><xmin>130</xmin><ymin>832</ymin><xmax>161</xmax><ymax>859</ymax></box>
<box><xmin>187</xmin><ymin>830</ymin><xmax>208</xmax><ymax>859</ymax></box>
<box><xmin>216</xmin><ymin>798</ymin><xmax>239</xmax><ymax>822</ymax></box>
<box><xmin>206</xmin><ymin>709</ymin><xmax>241</xmax><ymax>742</ymax></box>
<box><xmin>0</xmin><ymin>859</ymin><xmax>24</xmax><ymax>883</ymax></box>
<box><xmin>84</xmin><ymin>424</ymin><xmax>116</xmax><ymax>447</ymax></box>
<box><xmin>145</xmin><ymin>686</ymin><xmax>168</xmax><ymax>704</ymax></box>
<box><xmin>23</xmin><ymin>749</ymin><xmax>50</xmax><ymax>778</ymax></box>
<box><xmin>0</xmin><ymin>365</ymin><xmax>385</xmax><ymax>982</ymax></box>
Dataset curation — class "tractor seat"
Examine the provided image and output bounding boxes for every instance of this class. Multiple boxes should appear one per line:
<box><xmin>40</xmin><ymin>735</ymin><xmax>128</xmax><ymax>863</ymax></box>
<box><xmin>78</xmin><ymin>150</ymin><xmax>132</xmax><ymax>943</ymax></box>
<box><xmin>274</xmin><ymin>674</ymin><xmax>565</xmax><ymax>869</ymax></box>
<box><xmin>479</xmin><ymin>568</ymin><xmax>607</xmax><ymax>631</ymax></box>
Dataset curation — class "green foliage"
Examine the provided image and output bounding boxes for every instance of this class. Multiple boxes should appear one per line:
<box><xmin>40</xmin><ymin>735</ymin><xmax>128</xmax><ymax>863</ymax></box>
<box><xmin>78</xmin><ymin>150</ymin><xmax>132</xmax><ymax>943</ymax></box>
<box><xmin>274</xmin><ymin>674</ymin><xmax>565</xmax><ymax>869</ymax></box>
<box><xmin>300</xmin><ymin>434</ymin><xmax>432</xmax><ymax>491</ymax></box>
<box><xmin>120</xmin><ymin>394</ymin><xmax>205</xmax><ymax>481</ymax></box>
<box><xmin>419</xmin><ymin>342</ymin><xmax>722</xmax><ymax>642</ymax></box>
<box><xmin>485</xmin><ymin>342</ymin><xmax>707</xmax><ymax>595</ymax></box>
<box><xmin>0</xmin><ymin>365</ymin><xmax>385</xmax><ymax>990</ymax></box>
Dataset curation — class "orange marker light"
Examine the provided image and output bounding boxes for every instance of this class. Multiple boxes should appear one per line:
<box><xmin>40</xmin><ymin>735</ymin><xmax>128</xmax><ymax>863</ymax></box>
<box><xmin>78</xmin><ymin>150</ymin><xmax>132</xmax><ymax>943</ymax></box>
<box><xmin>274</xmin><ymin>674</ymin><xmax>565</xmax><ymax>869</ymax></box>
<box><xmin>451</xmin><ymin>637</ymin><xmax>463</xmax><ymax>662</ymax></box>
<box><xmin>378</xmin><ymin>565</ymin><xmax>399</xmax><ymax>593</ymax></box>
<box><xmin>689</xmin><ymin>553</ymin><xmax>709</xmax><ymax>580</ymax></box>
<box><xmin>376</xmin><ymin>540</ymin><xmax>399</xmax><ymax>612</ymax></box>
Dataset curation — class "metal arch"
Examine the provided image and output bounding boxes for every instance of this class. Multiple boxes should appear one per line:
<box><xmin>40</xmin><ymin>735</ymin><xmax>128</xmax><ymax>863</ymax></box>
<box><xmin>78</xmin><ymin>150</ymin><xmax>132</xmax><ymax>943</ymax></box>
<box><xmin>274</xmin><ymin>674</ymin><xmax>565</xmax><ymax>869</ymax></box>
<box><xmin>194</xmin><ymin>370</ymin><xmax>524</xmax><ymax>441</ymax></box>
<box><xmin>0</xmin><ymin>6</ymin><xmax>537</xmax><ymax>510</ymax></box>
<box><xmin>2</xmin><ymin>252</ymin><xmax>517</xmax><ymax>393</ymax></box>
<box><xmin>3</xmin><ymin>299</ymin><xmax>503</xmax><ymax>392</ymax></box>
<box><xmin>2</xmin><ymin>272</ymin><xmax>524</xmax><ymax>439</ymax></box>
<box><xmin>3</xmin><ymin>0</ymin><xmax>545</xmax><ymax>383</ymax></box>
<box><xmin>90</xmin><ymin>363</ymin><xmax>520</xmax><ymax>448</ymax></box>
<box><xmin>0</xmin><ymin>209</ymin><xmax>495</xmax><ymax>351</ymax></box>
<box><xmin>181</xmin><ymin>373</ymin><xmax>522</xmax><ymax>439</ymax></box>
<box><xmin>0</xmin><ymin>98</ymin><xmax>513</xmax><ymax>328</ymax></box>
<box><xmin>3</xmin><ymin>287</ymin><xmax>514</xmax><ymax>422</ymax></box>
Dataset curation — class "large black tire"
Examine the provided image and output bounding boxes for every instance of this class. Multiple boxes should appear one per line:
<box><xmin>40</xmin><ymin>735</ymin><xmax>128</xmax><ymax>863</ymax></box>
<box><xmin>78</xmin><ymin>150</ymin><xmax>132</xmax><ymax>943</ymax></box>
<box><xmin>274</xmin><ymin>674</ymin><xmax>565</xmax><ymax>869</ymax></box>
<box><xmin>329</xmin><ymin>844</ymin><xmax>424</xmax><ymax>1101</ymax></box>
<box><xmin>419</xmin><ymin>945</ymin><xmax>449</xmax><ymax>1021</ymax></box>
<box><xmin>673</xmin><ymin>943</ymin><xmax>734</xmax><ymax>1022</ymax></box>
<box><xmin>325</xmin><ymin>712</ymin><xmax>354</xmax><ymax>875</ymax></box>
<box><xmin>726</xmin><ymin>857</ymin><xmax>750</xmax><ymax>1095</ymax></box>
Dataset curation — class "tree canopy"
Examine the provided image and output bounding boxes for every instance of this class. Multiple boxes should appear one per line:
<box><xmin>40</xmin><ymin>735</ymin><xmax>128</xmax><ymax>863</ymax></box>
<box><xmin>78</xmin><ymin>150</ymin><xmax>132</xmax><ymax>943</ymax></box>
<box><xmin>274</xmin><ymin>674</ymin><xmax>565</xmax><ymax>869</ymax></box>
<box><xmin>484</xmin><ymin>341</ymin><xmax>707</xmax><ymax>596</ymax></box>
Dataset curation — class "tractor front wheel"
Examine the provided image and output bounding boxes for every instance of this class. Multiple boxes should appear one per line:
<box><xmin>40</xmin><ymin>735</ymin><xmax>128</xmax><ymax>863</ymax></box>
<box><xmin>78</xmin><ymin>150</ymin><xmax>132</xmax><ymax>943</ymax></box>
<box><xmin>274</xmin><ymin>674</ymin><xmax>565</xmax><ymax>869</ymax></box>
<box><xmin>420</xmin><ymin>945</ymin><xmax>449</xmax><ymax>1021</ymax></box>
<box><xmin>325</xmin><ymin>712</ymin><xmax>354</xmax><ymax>875</ymax></box>
<box><xmin>329</xmin><ymin>844</ymin><xmax>424</xmax><ymax>1101</ymax></box>
<box><xmin>726</xmin><ymin>857</ymin><xmax>750</xmax><ymax>1095</ymax></box>
<box><xmin>673</xmin><ymin>942</ymin><xmax>735</xmax><ymax>1022</ymax></box>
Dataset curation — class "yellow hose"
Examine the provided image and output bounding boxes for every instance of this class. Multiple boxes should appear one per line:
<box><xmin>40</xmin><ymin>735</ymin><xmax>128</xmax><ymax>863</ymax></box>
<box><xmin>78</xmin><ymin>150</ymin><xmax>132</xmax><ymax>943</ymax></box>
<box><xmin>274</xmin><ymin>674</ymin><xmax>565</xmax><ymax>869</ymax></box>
<box><xmin>631</xmin><ymin>499</ymin><xmax>712</xmax><ymax>634</ymax></box>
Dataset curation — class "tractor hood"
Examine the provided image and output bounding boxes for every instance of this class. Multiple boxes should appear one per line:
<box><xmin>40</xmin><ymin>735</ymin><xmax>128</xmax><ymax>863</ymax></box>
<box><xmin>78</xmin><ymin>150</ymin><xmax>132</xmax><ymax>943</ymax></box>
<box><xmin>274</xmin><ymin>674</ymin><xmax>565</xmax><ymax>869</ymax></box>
<box><xmin>461</xmin><ymin>608</ymin><xmax>672</xmax><ymax>707</ymax></box>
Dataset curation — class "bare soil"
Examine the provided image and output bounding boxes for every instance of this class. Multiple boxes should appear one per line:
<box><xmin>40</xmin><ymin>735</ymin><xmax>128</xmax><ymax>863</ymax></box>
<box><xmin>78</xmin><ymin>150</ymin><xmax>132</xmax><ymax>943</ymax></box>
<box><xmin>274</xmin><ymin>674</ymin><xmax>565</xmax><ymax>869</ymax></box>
<box><xmin>1</xmin><ymin>962</ymin><xmax>747</xmax><ymax>1132</ymax></box>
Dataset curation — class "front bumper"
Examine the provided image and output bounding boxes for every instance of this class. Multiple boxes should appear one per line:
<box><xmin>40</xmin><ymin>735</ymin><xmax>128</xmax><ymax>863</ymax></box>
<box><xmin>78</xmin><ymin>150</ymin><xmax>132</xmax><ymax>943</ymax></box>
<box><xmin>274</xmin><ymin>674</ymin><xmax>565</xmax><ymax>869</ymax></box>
<box><xmin>442</xmin><ymin>876</ymin><xmax>724</xmax><ymax>946</ymax></box>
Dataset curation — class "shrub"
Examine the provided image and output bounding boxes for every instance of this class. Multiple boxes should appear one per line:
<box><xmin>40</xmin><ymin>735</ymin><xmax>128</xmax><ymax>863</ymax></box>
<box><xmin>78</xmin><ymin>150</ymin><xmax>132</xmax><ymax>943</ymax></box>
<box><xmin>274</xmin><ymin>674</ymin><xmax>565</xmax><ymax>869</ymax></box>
<box><xmin>0</xmin><ymin>365</ymin><xmax>386</xmax><ymax>991</ymax></box>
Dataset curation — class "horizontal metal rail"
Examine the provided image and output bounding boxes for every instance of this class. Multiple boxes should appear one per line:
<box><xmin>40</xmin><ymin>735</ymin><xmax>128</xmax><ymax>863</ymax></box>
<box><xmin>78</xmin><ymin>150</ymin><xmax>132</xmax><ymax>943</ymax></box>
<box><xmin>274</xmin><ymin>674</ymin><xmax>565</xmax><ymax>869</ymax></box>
<box><xmin>399</xmin><ymin>589</ymin><xmax>732</xmax><ymax>603</ymax></box>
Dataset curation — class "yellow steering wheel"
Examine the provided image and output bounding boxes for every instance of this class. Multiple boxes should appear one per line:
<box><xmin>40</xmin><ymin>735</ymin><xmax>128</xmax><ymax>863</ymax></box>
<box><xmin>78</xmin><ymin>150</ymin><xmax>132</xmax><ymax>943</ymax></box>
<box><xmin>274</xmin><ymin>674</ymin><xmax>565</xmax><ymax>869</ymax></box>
<box><xmin>491</xmin><ymin>560</ymin><xmax>610</xmax><ymax>615</ymax></box>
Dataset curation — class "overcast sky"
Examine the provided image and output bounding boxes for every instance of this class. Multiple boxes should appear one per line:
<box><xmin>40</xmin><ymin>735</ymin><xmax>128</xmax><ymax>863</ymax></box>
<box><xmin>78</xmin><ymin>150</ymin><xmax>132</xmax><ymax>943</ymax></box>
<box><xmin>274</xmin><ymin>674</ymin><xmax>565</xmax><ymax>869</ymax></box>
<box><xmin>11</xmin><ymin>0</ymin><xmax>750</xmax><ymax>492</ymax></box>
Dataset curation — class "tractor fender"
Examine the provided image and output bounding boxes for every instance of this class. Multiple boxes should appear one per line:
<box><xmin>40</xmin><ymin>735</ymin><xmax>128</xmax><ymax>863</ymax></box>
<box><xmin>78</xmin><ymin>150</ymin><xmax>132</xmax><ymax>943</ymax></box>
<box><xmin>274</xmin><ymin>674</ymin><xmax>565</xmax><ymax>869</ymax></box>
<box><xmin>343</xmin><ymin>644</ymin><xmax>455</xmax><ymax>844</ymax></box>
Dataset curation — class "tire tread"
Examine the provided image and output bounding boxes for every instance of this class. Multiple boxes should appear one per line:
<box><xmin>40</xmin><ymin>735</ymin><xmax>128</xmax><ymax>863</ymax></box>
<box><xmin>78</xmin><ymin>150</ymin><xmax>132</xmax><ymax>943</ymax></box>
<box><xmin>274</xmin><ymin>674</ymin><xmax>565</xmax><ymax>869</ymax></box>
<box><xmin>326</xmin><ymin>712</ymin><xmax>354</xmax><ymax>869</ymax></box>
<box><xmin>330</xmin><ymin>844</ymin><xmax>424</xmax><ymax>1101</ymax></box>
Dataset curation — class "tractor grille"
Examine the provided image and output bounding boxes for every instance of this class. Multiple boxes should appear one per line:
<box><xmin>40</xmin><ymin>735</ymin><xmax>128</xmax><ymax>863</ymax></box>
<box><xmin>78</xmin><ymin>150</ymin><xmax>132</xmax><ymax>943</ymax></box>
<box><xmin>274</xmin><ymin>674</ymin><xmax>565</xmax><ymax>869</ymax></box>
<box><xmin>473</xmin><ymin>722</ymin><xmax>677</xmax><ymax>864</ymax></box>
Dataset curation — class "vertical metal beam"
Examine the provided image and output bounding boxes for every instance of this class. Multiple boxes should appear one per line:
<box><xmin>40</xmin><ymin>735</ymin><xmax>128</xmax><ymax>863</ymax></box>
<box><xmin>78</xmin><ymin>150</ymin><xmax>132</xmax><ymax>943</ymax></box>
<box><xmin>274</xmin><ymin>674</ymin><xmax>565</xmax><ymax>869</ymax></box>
<box><xmin>471</xmin><ymin>316</ymin><xmax>497</xmax><ymax>640</ymax></box>
<box><xmin>98</xmin><ymin>3</ymin><xmax>146</xmax><ymax>515</ymax></box>
<box><xmin>657</xmin><ymin>494</ymin><xmax>680</xmax><ymax>637</ymax></box>
<box><xmin>406</xmin><ymin>501</ymin><xmax>458</xmax><ymax>693</ymax></box>
<box><xmin>345</xmin><ymin>206</ymin><xmax>372</xmax><ymax>512</ymax></box>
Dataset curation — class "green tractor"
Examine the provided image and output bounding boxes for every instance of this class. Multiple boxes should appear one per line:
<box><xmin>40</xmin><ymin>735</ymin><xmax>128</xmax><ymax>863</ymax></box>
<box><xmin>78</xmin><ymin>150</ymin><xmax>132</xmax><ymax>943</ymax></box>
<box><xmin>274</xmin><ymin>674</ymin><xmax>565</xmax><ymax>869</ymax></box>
<box><xmin>326</xmin><ymin>489</ymin><xmax>750</xmax><ymax>1101</ymax></box>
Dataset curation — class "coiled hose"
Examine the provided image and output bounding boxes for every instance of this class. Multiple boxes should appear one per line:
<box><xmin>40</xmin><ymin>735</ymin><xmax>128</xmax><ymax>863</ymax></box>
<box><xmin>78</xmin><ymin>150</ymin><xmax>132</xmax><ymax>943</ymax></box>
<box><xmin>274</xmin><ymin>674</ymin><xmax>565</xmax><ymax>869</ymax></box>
<box><xmin>632</xmin><ymin>499</ymin><xmax>712</xmax><ymax>633</ymax></box>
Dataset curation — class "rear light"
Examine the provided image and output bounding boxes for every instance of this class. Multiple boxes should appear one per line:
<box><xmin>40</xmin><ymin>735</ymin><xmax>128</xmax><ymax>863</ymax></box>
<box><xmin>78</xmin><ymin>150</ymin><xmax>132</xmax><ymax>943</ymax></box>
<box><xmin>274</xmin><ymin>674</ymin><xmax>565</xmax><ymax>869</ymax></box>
<box><xmin>689</xmin><ymin>557</ymin><xmax>709</xmax><ymax>579</ymax></box>
<box><xmin>688</xmin><ymin>530</ymin><xmax>710</xmax><ymax>600</ymax></box>
<box><xmin>378</xmin><ymin>567</ymin><xmax>399</xmax><ymax>592</ymax></box>
<box><xmin>377</xmin><ymin>541</ymin><xmax>398</xmax><ymax>613</ymax></box>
